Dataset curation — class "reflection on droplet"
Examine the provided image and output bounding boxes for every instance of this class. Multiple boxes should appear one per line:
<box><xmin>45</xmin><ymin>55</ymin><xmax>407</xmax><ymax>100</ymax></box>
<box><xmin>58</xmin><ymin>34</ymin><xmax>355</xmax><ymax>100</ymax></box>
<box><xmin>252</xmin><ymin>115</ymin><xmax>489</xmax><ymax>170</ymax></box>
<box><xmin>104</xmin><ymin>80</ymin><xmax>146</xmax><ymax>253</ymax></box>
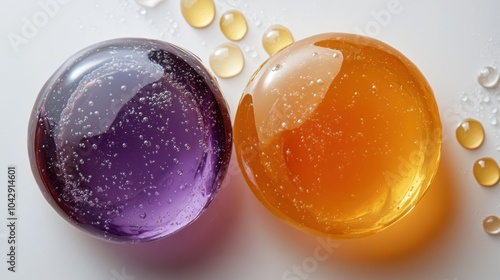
<box><xmin>473</xmin><ymin>157</ymin><xmax>500</xmax><ymax>187</ymax></box>
<box><xmin>28</xmin><ymin>39</ymin><xmax>233</xmax><ymax>242</ymax></box>
<box><xmin>456</xmin><ymin>119</ymin><xmax>484</xmax><ymax>149</ymax></box>
<box><xmin>248</xmin><ymin>43</ymin><xmax>343</xmax><ymax>145</ymax></box>
<box><xmin>209</xmin><ymin>43</ymin><xmax>244</xmax><ymax>78</ymax></box>
<box><xmin>483</xmin><ymin>215</ymin><xmax>500</xmax><ymax>235</ymax></box>
<box><xmin>220</xmin><ymin>10</ymin><xmax>248</xmax><ymax>41</ymax></box>
<box><xmin>136</xmin><ymin>0</ymin><xmax>164</xmax><ymax>7</ymax></box>
<box><xmin>271</xmin><ymin>64</ymin><xmax>281</xmax><ymax>71</ymax></box>
<box><xmin>180</xmin><ymin>0</ymin><xmax>215</xmax><ymax>28</ymax></box>
<box><xmin>262</xmin><ymin>25</ymin><xmax>294</xmax><ymax>55</ymax></box>
<box><xmin>233</xmin><ymin>33</ymin><xmax>442</xmax><ymax>238</ymax></box>
<box><xmin>478</xmin><ymin>66</ymin><xmax>499</xmax><ymax>88</ymax></box>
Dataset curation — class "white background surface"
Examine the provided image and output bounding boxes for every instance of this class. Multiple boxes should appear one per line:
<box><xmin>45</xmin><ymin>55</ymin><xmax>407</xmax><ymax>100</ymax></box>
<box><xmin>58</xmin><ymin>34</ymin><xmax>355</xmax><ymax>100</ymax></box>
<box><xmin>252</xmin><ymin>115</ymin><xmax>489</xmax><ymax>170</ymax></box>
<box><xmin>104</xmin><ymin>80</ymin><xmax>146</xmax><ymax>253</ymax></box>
<box><xmin>1</xmin><ymin>0</ymin><xmax>500</xmax><ymax>279</ymax></box>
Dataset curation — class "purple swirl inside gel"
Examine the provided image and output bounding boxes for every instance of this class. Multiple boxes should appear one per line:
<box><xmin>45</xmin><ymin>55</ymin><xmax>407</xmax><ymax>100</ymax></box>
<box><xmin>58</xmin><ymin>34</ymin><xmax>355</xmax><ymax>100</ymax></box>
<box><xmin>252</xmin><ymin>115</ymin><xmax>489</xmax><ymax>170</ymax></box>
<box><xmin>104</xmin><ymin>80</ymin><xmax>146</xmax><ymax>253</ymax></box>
<box><xmin>28</xmin><ymin>38</ymin><xmax>232</xmax><ymax>243</ymax></box>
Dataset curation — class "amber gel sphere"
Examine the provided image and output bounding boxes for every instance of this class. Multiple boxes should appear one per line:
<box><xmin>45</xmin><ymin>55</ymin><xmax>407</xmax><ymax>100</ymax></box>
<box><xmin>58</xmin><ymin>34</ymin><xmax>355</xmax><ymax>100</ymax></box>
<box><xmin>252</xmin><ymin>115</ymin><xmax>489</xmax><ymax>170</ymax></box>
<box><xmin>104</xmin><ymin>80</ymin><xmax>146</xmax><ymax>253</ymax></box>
<box><xmin>234</xmin><ymin>33</ymin><xmax>442</xmax><ymax>238</ymax></box>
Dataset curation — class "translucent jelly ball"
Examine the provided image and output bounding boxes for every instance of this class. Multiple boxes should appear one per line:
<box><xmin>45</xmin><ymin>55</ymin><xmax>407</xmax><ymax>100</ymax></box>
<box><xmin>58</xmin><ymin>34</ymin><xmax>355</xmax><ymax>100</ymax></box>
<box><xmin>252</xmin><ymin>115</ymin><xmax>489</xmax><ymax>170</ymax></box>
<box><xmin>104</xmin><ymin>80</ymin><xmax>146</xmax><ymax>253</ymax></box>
<box><xmin>234</xmin><ymin>33</ymin><xmax>442</xmax><ymax>238</ymax></box>
<box><xmin>28</xmin><ymin>38</ymin><xmax>232</xmax><ymax>243</ymax></box>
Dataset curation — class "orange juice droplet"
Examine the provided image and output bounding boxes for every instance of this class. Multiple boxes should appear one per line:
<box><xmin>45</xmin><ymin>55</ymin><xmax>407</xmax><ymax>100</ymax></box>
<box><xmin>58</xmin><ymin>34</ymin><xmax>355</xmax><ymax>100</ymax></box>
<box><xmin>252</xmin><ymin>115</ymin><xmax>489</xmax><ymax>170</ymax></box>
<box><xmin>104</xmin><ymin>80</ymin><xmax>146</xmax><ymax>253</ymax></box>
<box><xmin>220</xmin><ymin>10</ymin><xmax>248</xmax><ymax>41</ymax></box>
<box><xmin>473</xmin><ymin>157</ymin><xmax>500</xmax><ymax>187</ymax></box>
<box><xmin>456</xmin><ymin>119</ymin><xmax>484</xmax><ymax>149</ymax></box>
<box><xmin>209</xmin><ymin>43</ymin><xmax>245</xmax><ymax>78</ymax></box>
<box><xmin>262</xmin><ymin>25</ymin><xmax>294</xmax><ymax>55</ymax></box>
<box><xmin>180</xmin><ymin>0</ymin><xmax>215</xmax><ymax>28</ymax></box>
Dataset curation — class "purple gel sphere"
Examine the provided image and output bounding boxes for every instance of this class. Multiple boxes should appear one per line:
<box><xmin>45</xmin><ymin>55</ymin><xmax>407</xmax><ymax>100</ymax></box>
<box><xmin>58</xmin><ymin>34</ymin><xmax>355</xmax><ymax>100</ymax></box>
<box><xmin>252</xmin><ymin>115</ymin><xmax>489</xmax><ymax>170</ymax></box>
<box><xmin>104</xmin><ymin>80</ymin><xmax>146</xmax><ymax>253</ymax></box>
<box><xmin>28</xmin><ymin>38</ymin><xmax>232</xmax><ymax>243</ymax></box>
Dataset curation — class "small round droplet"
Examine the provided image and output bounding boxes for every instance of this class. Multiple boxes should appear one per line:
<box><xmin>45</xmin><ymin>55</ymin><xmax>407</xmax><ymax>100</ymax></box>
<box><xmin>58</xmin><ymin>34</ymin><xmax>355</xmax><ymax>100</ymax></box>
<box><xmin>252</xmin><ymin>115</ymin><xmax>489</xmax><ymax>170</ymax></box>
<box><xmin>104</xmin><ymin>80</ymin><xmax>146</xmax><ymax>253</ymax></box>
<box><xmin>180</xmin><ymin>0</ymin><xmax>215</xmax><ymax>28</ymax></box>
<box><xmin>478</xmin><ymin>66</ymin><xmax>499</xmax><ymax>88</ymax></box>
<box><xmin>491</xmin><ymin>117</ymin><xmax>498</xmax><ymax>126</ymax></box>
<box><xmin>483</xmin><ymin>215</ymin><xmax>500</xmax><ymax>235</ymax></box>
<box><xmin>209</xmin><ymin>43</ymin><xmax>245</xmax><ymax>78</ymax></box>
<box><xmin>220</xmin><ymin>10</ymin><xmax>248</xmax><ymax>41</ymax></box>
<box><xmin>271</xmin><ymin>64</ymin><xmax>282</xmax><ymax>71</ymax></box>
<box><xmin>456</xmin><ymin>119</ymin><xmax>485</xmax><ymax>149</ymax></box>
<box><xmin>473</xmin><ymin>157</ymin><xmax>500</xmax><ymax>187</ymax></box>
<box><xmin>136</xmin><ymin>0</ymin><xmax>164</xmax><ymax>8</ymax></box>
<box><xmin>262</xmin><ymin>25</ymin><xmax>294</xmax><ymax>56</ymax></box>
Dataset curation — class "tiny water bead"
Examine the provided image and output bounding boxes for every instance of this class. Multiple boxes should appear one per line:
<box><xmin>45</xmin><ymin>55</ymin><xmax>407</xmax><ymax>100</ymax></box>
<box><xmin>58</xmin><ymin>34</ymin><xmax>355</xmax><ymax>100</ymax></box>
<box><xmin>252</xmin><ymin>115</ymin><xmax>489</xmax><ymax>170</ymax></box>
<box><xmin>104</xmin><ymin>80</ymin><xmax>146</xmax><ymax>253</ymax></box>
<box><xmin>220</xmin><ymin>10</ymin><xmax>248</xmax><ymax>41</ymax></box>
<box><xmin>209</xmin><ymin>43</ymin><xmax>244</xmax><ymax>78</ymax></box>
<box><xmin>478</xmin><ymin>66</ymin><xmax>499</xmax><ymax>88</ymax></box>
<box><xmin>262</xmin><ymin>25</ymin><xmax>294</xmax><ymax>55</ymax></box>
<box><xmin>483</xmin><ymin>215</ymin><xmax>500</xmax><ymax>235</ymax></box>
<box><xmin>136</xmin><ymin>0</ymin><xmax>164</xmax><ymax>7</ymax></box>
<box><xmin>181</xmin><ymin>0</ymin><xmax>215</xmax><ymax>28</ymax></box>
<box><xmin>234</xmin><ymin>33</ymin><xmax>442</xmax><ymax>238</ymax></box>
<box><xmin>455</xmin><ymin>118</ymin><xmax>485</xmax><ymax>149</ymax></box>
<box><xmin>28</xmin><ymin>38</ymin><xmax>232</xmax><ymax>242</ymax></box>
<box><xmin>473</xmin><ymin>157</ymin><xmax>500</xmax><ymax>187</ymax></box>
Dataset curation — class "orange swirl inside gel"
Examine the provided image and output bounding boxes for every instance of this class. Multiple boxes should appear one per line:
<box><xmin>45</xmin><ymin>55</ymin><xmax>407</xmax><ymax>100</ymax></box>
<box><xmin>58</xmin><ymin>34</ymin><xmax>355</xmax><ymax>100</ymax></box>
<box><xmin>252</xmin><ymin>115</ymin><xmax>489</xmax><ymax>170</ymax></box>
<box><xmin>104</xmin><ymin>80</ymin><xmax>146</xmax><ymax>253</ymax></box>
<box><xmin>234</xmin><ymin>33</ymin><xmax>442</xmax><ymax>238</ymax></box>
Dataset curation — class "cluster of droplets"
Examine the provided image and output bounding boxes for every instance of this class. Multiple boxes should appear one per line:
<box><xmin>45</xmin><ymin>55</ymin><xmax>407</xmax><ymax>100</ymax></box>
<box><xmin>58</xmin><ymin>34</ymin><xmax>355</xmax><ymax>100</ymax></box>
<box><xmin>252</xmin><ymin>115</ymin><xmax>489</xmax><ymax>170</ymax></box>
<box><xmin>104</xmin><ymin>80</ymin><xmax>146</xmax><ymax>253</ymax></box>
<box><xmin>453</xmin><ymin>65</ymin><xmax>500</xmax><ymax>152</ymax></box>
<box><xmin>456</xmin><ymin>68</ymin><xmax>500</xmax><ymax>235</ymax></box>
<box><xmin>178</xmin><ymin>0</ymin><xmax>293</xmax><ymax>78</ymax></box>
<box><xmin>130</xmin><ymin>0</ymin><xmax>294</xmax><ymax>78</ymax></box>
<box><xmin>121</xmin><ymin>0</ymin><xmax>180</xmax><ymax>39</ymax></box>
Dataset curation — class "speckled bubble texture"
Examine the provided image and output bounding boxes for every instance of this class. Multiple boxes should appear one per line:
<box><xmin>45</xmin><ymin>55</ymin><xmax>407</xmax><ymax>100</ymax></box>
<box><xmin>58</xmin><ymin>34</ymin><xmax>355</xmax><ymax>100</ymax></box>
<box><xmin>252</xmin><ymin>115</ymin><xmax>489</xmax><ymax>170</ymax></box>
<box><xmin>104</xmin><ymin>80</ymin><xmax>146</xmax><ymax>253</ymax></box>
<box><xmin>28</xmin><ymin>38</ymin><xmax>232</xmax><ymax>242</ymax></box>
<box><xmin>234</xmin><ymin>33</ymin><xmax>442</xmax><ymax>239</ymax></box>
